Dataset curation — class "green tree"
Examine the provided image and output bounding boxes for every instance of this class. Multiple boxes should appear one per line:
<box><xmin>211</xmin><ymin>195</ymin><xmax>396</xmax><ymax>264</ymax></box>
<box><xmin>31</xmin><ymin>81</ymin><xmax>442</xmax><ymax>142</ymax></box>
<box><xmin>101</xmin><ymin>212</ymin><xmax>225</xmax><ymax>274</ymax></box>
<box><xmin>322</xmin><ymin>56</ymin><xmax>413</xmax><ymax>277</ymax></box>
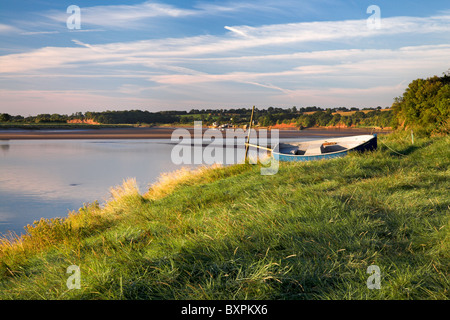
<box><xmin>343</xmin><ymin>116</ymin><xmax>353</xmax><ymax>127</ymax></box>
<box><xmin>392</xmin><ymin>73</ymin><xmax>450</xmax><ymax>132</ymax></box>
<box><xmin>317</xmin><ymin>112</ymin><xmax>333</xmax><ymax>126</ymax></box>
<box><xmin>0</xmin><ymin>113</ymin><xmax>11</xmax><ymax>122</ymax></box>
<box><xmin>328</xmin><ymin>113</ymin><xmax>341</xmax><ymax>126</ymax></box>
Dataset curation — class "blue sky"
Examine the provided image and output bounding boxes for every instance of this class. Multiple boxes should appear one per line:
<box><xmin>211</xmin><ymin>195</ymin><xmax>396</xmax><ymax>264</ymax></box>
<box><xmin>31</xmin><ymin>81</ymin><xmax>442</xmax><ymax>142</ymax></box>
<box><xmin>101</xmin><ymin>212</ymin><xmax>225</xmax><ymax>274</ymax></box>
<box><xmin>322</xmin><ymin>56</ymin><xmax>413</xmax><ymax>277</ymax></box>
<box><xmin>1</xmin><ymin>0</ymin><xmax>450</xmax><ymax>115</ymax></box>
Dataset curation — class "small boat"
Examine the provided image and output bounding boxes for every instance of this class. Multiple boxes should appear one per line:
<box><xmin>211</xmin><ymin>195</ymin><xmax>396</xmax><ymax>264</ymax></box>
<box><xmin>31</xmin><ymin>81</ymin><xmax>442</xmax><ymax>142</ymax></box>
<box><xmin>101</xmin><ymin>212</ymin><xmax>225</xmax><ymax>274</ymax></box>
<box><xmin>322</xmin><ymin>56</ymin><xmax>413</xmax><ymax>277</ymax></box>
<box><xmin>271</xmin><ymin>134</ymin><xmax>377</xmax><ymax>162</ymax></box>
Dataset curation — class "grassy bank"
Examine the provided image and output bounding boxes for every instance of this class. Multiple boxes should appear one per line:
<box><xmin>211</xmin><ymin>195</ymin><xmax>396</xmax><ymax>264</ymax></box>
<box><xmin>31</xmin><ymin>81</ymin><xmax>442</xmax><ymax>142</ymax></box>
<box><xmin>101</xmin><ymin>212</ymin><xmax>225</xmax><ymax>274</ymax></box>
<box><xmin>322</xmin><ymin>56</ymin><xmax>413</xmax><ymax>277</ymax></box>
<box><xmin>0</xmin><ymin>133</ymin><xmax>448</xmax><ymax>300</ymax></box>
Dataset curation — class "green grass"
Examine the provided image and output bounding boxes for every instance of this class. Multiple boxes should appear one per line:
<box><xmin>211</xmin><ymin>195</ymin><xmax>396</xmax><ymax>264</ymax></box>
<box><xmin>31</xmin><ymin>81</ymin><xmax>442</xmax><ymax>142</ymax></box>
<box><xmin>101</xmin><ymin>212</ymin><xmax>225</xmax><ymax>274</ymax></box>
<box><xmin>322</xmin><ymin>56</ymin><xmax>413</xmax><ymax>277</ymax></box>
<box><xmin>0</xmin><ymin>133</ymin><xmax>448</xmax><ymax>300</ymax></box>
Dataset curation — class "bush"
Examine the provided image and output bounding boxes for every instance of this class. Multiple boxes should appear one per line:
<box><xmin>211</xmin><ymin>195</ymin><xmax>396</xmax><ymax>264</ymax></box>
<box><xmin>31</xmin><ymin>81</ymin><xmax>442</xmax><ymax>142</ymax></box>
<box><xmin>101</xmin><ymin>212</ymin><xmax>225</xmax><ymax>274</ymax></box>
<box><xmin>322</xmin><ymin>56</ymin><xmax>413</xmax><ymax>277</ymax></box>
<box><xmin>391</xmin><ymin>73</ymin><xmax>450</xmax><ymax>134</ymax></box>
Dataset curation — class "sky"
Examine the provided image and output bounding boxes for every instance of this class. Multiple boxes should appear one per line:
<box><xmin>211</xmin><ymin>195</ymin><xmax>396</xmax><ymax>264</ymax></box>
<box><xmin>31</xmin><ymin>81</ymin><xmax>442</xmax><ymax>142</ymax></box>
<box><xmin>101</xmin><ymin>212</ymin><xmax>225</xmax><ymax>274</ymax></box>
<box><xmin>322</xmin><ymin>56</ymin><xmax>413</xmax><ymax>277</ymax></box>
<box><xmin>0</xmin><ymin>0</ymin><xmax>450</xmax><ymax>116</ymax></box>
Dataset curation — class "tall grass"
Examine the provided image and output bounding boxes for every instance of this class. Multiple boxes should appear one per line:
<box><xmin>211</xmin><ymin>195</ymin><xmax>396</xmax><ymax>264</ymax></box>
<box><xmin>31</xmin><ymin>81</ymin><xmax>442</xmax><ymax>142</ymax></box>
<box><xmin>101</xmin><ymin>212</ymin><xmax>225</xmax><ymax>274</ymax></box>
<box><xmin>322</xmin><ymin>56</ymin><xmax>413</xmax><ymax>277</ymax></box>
<box><xmin>0</xmin><ymin>133</ymin><xmax>448</xmax><ymax>299</ymax></box>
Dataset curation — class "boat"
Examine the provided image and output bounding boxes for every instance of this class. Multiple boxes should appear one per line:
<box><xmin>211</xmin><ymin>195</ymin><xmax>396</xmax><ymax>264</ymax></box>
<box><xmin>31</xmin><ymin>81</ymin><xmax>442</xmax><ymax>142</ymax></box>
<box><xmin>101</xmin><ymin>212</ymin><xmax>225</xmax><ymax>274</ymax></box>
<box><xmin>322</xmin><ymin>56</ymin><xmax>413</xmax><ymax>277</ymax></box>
<box><xmin>270</xmin><ymin>134</ymin><xmax>377</xmax><ymax>162</ymax></box>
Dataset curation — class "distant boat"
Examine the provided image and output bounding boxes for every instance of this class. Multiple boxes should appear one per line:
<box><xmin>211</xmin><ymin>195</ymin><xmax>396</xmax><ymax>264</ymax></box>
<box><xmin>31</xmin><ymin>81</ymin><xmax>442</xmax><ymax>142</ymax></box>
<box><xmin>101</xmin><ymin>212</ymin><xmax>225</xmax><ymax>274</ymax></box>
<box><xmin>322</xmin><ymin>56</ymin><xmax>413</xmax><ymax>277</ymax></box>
<box><xmin>271</xmin><ymin>134</ymin><xmax>377</xmax><ymax>162</ymax></box>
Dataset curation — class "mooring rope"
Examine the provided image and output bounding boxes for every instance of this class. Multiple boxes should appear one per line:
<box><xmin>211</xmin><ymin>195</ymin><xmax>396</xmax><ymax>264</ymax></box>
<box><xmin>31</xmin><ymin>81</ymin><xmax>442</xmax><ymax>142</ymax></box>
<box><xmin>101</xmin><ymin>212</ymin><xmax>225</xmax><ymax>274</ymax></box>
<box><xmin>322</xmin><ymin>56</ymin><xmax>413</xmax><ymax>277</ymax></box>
<box><xmin>245</xmin><ymin>143</ymin><xmax>273</xmax><ymax>152</ymax></box>
<box><xmin>378</xmin><ymin>139</ymin><xmax>407</xmax><ymax>156</ymax></box>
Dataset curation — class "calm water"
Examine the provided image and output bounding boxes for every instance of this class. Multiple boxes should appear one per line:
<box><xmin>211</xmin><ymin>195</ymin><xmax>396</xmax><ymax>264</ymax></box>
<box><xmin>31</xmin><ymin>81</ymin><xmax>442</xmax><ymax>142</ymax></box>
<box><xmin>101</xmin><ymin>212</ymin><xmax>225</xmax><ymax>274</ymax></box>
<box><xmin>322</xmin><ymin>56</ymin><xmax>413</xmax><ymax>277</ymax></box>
<box><xmin>0</xmin><ymin>139</ymin><xmax>184</xmax><ymax>235</ymax></box>
<box><xmin>0</xmin><ymin>136</ymin><xmax>322</xmax><ymax>236</ymax></box>
<box><xmin>0</xmin><ymin>137</ymin><xmax>264</xmax><ymax>236</ymax></box>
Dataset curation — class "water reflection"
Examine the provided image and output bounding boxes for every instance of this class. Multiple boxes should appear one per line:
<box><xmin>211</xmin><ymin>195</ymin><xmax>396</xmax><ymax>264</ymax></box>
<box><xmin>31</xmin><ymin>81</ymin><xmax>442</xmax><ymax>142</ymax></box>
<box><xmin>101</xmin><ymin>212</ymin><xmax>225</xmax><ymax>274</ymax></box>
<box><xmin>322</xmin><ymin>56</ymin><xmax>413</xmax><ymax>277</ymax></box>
<box><xmin>0</xmin><ymin>139</ymin><xmax>255</xmax><ymax>236</ymax></box>
<box><xmin>0</xmin><ymin>142</ymin><xmax>9</xmax><ymax>154</ymax></box>
<box><xmin>0</xmin><ymin>137</ymin><xmax>312</xmax><ymax>236</ymax></box>
<box><xmin>0</xmin><ymin>140</ymin><xmax>186</xmax><ymax>235</ymax></box>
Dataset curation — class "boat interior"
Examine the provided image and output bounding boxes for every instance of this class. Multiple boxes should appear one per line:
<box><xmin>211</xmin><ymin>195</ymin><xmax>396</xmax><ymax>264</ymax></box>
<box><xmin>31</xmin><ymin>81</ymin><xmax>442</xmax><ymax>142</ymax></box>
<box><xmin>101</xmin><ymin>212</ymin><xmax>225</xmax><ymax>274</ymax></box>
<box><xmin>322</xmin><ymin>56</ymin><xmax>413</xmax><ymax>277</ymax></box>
<box><xmin>280</xmin><ymin>140</ymin><xmax>360</xmax><ymax>156</ymax></box>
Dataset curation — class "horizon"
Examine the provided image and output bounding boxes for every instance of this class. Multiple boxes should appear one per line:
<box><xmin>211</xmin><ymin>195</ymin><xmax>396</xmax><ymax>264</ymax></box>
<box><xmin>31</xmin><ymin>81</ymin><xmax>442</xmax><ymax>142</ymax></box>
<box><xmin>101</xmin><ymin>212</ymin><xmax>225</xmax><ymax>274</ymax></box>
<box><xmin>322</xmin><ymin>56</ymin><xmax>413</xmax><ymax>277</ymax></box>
<box><xmin>1</xmin><ymin>1</ymin><xmax>450</xmax><ymax>115</ymax></box>
<box><xmin>5</xmin><ymin>105</ymin><xmax>391</xmax><ymax>118</ymax></box>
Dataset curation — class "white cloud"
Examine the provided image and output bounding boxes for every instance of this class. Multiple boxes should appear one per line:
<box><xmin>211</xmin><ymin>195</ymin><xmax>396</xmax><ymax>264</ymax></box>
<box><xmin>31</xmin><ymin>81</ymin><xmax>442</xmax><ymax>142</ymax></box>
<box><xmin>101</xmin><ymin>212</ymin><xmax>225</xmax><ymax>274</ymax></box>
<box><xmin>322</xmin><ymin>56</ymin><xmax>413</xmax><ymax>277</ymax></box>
<box><xmin>272</xmin><ymin>84</ymin><xmax>408</xmax><ymax>108</ymax></box>
<box><xmin>19</xmin><ymin>30</ymin><xmax>60</xmax><ymax>35</ymax></box>
<box><xmin>4</xmin><ymin>12</ymin><xmax>450</xmax><ymax>70</ymax></box>
<box><xmin>1</xmin><ymin>11</ymin><xmax>450</xmax><ymax>112</ymax></box>
<box><xmin>220</xmin><ymin>14</ymin><xmax>450</xmax><ymax>48</ymax></box>
<box><xmin>0</xmin><ymin>23</ymin><xmax>20</xmax><ymax>34</ymax></box>
<box><xmin>2</xmin><ymin>19</ymin><xmax>449</xmax><ymax>81</ymax></box>
<box><xmin>1</xmin><ymin>42</ymin><xmax>448</xmax><ymax>112</ymax></box>
<box><xmin>43</xmin><ymin>1</ymin><xmax>242</xmax><ymax>29</ymax></box>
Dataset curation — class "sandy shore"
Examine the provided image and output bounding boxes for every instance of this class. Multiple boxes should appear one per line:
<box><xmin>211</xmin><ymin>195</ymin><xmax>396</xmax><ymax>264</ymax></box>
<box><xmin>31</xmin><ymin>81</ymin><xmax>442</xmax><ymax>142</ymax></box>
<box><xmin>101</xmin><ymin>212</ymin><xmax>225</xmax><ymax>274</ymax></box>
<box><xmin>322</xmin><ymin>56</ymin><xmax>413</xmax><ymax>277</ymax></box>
<box><xmin>0</xmin><ymin>126</ymin><xmax>390</xmax><ymax>140</ymax></box>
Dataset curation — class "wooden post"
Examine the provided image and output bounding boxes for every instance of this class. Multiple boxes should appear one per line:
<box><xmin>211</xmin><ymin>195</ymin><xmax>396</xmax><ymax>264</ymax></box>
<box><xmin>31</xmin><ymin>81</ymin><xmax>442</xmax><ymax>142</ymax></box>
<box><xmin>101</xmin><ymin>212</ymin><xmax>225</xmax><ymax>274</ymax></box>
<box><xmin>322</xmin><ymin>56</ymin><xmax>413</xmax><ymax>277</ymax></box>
<box><xmin>411</xmin><ymin>129</ymin><xmax>414</xmax><ymax>145</ymax></box>
<box><xmin>245</xmin><ymin>106</ymin><xmax>255</xmax><ymax>162</ymax></box>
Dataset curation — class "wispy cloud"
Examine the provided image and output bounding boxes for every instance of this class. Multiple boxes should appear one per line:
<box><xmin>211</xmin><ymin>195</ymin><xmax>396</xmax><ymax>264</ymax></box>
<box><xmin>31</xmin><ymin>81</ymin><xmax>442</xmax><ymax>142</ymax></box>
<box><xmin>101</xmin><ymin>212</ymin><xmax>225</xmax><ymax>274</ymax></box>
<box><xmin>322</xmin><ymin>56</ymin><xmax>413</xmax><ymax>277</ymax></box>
<box><xmin>222</xmin><ymin>14</ymin><xmax>450</xmax><ymax>46</ymax></box>
<box><xmin>39</xmin><ymin>0</ymin><xmax>321</xmax><ymax>31</ymax></box>
<box><xmin>43</xmin><ymin>1</ymin><xmax>236</xmax><ymax>29</ymax></box>
<box><xmin>0</xmin><ymin>23</ymin><xmax>20</xmax><ymax>34</ymax></box>
<box><xmin>20</xmin><ymin>30</ymin><xmax>60</xmax><ymax>36</ymax></box>
<box><xmin>3</xmin><ymin>12</ymin><xmax>450</xmax><ymax>73</ymax></box>
<box><xmin>2</xmin><ymin>41</ymin><xmax>449</xmax><ymax>111</ymax></box>
<box><xmin>1</xmin><ymin>4</ymin><xmax>450</xmax><ymax>113</ymax></box>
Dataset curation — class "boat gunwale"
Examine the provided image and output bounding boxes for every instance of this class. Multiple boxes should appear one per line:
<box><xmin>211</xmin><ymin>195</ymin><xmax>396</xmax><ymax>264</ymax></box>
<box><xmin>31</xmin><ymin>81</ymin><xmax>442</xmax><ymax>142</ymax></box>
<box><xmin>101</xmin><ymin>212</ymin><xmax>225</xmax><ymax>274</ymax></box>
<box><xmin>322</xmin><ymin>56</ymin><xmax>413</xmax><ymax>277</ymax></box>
<box><xmin>272</xmin><ymin>134</ymin><xmax>376</xmax><ymax>158</ymax></box>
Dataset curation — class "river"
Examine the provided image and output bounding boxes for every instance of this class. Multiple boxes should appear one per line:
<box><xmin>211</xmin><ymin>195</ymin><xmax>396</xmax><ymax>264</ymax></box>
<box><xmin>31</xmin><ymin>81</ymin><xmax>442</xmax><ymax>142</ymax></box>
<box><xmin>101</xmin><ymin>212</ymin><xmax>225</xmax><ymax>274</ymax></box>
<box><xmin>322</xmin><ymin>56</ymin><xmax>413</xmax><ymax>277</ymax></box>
<box><xmin>0</xmin><ymin>128</ymin><xmax>382</xmax><ymax>236</ymax></box>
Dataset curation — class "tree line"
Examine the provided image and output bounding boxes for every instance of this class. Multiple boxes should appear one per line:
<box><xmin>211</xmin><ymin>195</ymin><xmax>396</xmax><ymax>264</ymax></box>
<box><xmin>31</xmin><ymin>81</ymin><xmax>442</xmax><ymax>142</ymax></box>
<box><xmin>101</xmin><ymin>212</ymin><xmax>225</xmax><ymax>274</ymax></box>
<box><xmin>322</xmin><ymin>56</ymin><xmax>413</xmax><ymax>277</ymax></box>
<box><xmin>0</xmin><ymin>106</ymin><xmax>391</xmax><ymax>128</ymax></box>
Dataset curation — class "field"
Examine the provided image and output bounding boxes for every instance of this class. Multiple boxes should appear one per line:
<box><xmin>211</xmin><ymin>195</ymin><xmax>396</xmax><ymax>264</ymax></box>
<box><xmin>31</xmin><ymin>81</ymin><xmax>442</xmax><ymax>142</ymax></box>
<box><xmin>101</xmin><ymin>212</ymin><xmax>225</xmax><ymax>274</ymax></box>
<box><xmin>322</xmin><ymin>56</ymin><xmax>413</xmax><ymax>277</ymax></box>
<box><xmin>303</xmin><ymin>109</ymin><xmax>391</xmax><ymax>116</ymax></box>
<box><xmin>0</xmin><ymin>132</ymin><xmax>448</xmax><ymax>300</ymax></box>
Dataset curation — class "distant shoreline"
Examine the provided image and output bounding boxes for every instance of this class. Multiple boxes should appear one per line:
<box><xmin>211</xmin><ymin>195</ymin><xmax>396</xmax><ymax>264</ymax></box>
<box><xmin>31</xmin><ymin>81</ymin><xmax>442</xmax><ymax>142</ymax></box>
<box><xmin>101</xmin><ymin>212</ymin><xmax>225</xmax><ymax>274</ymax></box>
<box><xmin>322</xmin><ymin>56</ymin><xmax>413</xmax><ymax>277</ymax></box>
<box><xmin>0</xmin><ymin>126</ymin><xmax>391</xmax><ymax>140</ymax></box>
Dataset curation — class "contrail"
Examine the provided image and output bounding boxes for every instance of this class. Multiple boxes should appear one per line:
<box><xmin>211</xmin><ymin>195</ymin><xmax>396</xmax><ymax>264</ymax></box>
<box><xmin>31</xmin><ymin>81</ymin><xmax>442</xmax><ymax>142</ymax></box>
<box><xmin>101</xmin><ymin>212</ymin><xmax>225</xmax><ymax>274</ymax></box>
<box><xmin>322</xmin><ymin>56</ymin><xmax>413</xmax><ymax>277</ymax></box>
<box><xmin>224</xmin><ymin>26</ymin><xmax>248</xmax><ymax>37</ymax></box>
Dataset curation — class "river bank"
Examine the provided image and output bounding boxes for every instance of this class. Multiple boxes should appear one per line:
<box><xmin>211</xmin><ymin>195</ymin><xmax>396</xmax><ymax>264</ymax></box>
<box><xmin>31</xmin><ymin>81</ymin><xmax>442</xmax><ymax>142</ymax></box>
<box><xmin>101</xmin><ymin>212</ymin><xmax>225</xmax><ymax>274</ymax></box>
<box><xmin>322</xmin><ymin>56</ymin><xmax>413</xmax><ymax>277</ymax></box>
<box><xmin>0</xmin><ymin>132</ymin><xmax>448</xmax><ymax>300</ymax></box>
